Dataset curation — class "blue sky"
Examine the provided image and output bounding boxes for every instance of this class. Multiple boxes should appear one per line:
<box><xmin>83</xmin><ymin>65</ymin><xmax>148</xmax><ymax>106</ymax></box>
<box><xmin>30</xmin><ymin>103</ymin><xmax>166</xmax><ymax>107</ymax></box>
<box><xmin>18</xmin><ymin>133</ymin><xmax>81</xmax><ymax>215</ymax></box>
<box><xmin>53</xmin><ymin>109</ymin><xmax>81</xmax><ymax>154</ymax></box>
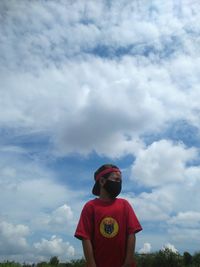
<box><xmin>1</xmin><ymin>0</ymin><xmax>200</xmax><ymax>263</ymax></box>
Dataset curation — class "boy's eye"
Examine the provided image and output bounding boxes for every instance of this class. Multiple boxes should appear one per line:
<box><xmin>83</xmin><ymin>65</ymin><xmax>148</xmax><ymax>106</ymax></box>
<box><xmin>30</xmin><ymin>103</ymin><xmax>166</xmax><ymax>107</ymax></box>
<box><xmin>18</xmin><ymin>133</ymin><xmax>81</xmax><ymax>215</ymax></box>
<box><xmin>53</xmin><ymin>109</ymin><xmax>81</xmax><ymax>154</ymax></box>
<box><xmin>109</xmin><ymin>174</ymin><xmax>122</xmax><ymax>182</ymax></box>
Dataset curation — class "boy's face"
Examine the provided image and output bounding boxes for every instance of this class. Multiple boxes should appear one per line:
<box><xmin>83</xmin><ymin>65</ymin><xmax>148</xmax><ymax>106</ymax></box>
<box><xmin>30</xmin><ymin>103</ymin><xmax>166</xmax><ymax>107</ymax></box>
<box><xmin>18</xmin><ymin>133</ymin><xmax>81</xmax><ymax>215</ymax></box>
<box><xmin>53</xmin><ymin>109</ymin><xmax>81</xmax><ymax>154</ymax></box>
<box><xmin>100</xmin><ymin>171</ymin><xmax>122</xmax><ymax>198</ymax></box>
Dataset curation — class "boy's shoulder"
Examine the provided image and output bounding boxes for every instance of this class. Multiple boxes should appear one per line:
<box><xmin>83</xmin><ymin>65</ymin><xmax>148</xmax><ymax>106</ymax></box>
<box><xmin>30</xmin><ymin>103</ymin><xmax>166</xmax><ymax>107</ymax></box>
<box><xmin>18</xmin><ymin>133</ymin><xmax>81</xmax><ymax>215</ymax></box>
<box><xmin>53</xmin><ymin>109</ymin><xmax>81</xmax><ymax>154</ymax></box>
<box><xmin>82</xmin><ymin>198</ymin><xmax>97</xmax><ymax>209</ymax></box>
<box><xmin>116</xmin><ymin>198</ymin><xmax>134</xmax><ymax>210</ymax></box>
<box><xmin>85</xmin><ymin>198</ymin><xmax>96</xmax><ymax>206</ymax></box>
<box><xmin>116</xmin><ymin>197</ymin><xmax>130</xmax><ymax>205</ymax></box>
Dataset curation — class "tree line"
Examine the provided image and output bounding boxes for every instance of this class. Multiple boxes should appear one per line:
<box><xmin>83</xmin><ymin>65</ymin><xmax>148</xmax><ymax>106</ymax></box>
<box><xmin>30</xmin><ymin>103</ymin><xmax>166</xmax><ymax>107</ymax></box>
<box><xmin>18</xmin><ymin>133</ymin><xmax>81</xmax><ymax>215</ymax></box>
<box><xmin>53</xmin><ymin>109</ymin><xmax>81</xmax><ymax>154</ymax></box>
<box><xmin>1</xmin><ymin>249</ymin><xmax>200</xmax><ymax>267</ymax></box>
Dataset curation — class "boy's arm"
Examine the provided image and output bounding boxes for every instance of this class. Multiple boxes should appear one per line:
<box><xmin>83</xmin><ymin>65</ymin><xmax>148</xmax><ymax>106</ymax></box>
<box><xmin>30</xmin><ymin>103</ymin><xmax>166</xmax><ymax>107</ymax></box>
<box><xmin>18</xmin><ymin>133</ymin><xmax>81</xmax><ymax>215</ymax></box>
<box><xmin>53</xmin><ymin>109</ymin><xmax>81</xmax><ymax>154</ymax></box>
<box><xmin>122</xmin><ymin>233</ymin><xmax>136</xmax><ymax>267</ymax></box>
<box><xmin>82</xmin><ymin>239</ymin><xmax>97</xmax><ymax>267</ymax></box>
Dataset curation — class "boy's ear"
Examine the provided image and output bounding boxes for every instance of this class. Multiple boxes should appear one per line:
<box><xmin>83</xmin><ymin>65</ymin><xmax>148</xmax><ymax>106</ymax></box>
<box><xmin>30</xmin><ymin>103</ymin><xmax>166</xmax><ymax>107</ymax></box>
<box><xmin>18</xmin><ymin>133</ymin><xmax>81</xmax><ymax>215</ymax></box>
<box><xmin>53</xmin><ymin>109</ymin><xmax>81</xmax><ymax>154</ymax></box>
<box><xmin>99</xmin><ymin>177</ymin><xmax>106</xmax><ymax>186</ymax></box>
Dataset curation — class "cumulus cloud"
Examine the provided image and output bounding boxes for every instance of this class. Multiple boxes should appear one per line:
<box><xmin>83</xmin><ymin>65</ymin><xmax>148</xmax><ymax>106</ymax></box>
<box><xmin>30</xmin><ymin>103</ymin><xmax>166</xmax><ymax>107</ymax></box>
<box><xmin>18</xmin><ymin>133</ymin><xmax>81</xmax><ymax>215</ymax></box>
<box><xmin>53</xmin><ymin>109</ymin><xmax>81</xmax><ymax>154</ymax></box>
<box><xmin>34</xmin><ymin>235</ymin><xmax>75</xmax><ymax>261</ymax></box>
<box><xmin>167</xmin><ymin>211</ymin><xmax>200</xmax><ymax>248</ymax></box>
<box><xmin>127</xmin><ymin>140</ymin><xmax>200</xmax><ymax>226</ymax></box>
<box><xmin>1</xmin><ymin>0</ymin><xmax>199</xmax><ymax>67</ymax></box>
<box><xmin>168</xmin><ymin>211</ymin><xmax>200</xmax><ymax>228</ymax></box>
<box><xmin>1</xmin><ymin>56</ymin><xmax>168</xmax><ymax>157</ymax></box>
<box><xmin>168</xmin><ymin>227</ymin><xmax>200</xmax><ymax>243</ymax></box>
<box><xmin>131</xmin><ymin>139</ymin><xmax>198</xmax><ymax>187</ymax></box>
<box><xmin>1</xmin><ymin>0</ymin><xmax>200</xmax><ymax>158</ymax></box>
<box><xmin>1</xmin><ymin>0</ymin><xmax>200</xmax><ymax>260</ymax></box>
<box><xmin>33</xmin><ymin>204</ymin><xmax>74</xmax><ymax>234</ymax></box>
<box><xmin>51</xmin><ymin>204</ymin><xmax>73</xmax><ymax>224</ymax></box>
<box><xmin>0</xmin><ymin>221</ymin><xmax>29</xmax><ymax>254</ymax></box>
<box><xmin>0</xmin><ymin>221</ymin><xmax>75</xmax><ymax>263</ymax></box>
<box><xmin>0</xmin><ymin>145</ymin><xmax>84</xmax><ymax>263</ymax></box>
<box><xmin>139</xmin><ymin>242</ymin><xmax>152</xmax><ymax>254</ymax></box>
<box><xmin>0</xmin><ymin>147</ymin><xmax>82</xmax><ymax>228</ymax></box>
<box><xmin>2</xmin><ymin>55</ymin><xmax>200</xmax><ymax>157</ymax></box>
<box><xmin>127</xmin><ymin>190</ymin><xmax>172</xmax><ymax>222</ymax></box>
<box><xmin>0</xmin><ymin>166</ymin><xmax>70</xmax><ymax>221</ymax></box>
<box><xmin>125</xmin><ymin>138</ymin><xmax>200</xmax><ymax>253</ymax></box>
<box><xmin>162</xmin><ymin>243</ymin><xmax>178</xmax><ymax>254</ymax></box>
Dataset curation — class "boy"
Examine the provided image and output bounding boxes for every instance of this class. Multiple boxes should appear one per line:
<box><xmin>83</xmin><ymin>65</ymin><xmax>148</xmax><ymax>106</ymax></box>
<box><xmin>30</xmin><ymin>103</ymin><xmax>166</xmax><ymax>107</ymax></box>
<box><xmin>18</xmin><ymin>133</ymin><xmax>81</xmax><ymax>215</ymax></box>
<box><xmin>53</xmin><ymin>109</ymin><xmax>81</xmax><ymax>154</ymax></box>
<box><xmin>74</xmin><ymin>164</ymin><xmax>142</xmax><ymax>267</ymax></box>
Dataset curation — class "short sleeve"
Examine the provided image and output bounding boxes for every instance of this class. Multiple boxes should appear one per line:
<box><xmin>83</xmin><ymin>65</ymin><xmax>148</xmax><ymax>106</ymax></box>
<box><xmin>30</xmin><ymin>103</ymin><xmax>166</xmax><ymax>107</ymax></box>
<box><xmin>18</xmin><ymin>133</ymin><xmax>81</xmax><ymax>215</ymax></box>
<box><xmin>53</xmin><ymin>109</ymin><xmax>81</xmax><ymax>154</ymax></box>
<box><xmin>124</xmin><ymin>200</ymin><xmax>142</xmax><ymax>235</ymax></box>
<box><xmin>74</xmin><ymin>202</ymin><xmax>94</xmax><ymax>240</ymax></box>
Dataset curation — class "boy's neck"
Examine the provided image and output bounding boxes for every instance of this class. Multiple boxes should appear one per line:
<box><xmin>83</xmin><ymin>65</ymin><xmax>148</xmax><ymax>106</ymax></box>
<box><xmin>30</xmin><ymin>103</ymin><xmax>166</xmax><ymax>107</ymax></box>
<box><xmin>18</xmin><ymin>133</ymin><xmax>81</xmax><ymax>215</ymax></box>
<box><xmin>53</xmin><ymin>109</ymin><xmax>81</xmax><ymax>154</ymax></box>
<box><xmin>99</xmin><ymin>189</ymin><xmax>113</xmax><ymax>201</ymax></box>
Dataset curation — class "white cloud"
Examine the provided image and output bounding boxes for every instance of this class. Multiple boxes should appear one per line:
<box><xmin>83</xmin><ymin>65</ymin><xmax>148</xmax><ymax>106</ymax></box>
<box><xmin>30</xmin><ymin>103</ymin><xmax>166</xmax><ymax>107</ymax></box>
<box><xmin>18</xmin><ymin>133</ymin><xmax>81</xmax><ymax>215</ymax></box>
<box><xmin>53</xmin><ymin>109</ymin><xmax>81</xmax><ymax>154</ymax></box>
<box><xmin>1</xmin><ymin>0</ymin><xmax>199</xmax><ymax>65</ymax></box>
<box><xmin>126</xmin><ymin>141</ymin><xmax>200</xmax><ymax>225</ymax></box>
<box><xmin>168</xmin><ymin>227</ymin><xmax>200</xmax><ymax>243</ymax></box>
<box><xmin>51</xmin><ymin>204</ymin><xmax>73</xmax><ymax>224</ymax></box>
<box><xmin>0</xmin><ymin>220</ymin><xmax>75</xmax><ymax>263</ymax></box>
<box><xmin>168</xmin><ymin>211</ymin><xmax>200</xmax><ymax>228</ymax></box>
<box><xmin>33</xmin><ymin>204</ymin><xmax>74</xmax><ymax>234</ymax></box>
<box><xmin>136</xmin><ymin>231</ymin><xmax>174</xmax><ymax>254</ymax></box>
<box><xmin>1</xmin><ymin>57</ymin><xmax>167</xmax><ymax>157</ymax></box>
<box><xmin>0</xmin><ymin>172</ymin><xmax>70</xmax><ymax>221</ymax></box>
<box><xmin>1</xmin><ymin>0</ymin><xmax>200</xmax><ymax>159</ymax></box>
<box><xmin>162</xmin><ymin>243</ymin><xmax>178</xmax><ymax>254</ymax></box>
<box><xmin>125</xmin><ymin>168</ymin><xmax>200</xmax><ymax>226</ymax></box>
<box><xmin>0</xmin><ymin>221</ymin><xmax>29</xmax><ymax>254</ymax></box>
<box><xmin>0</xmin><ymin>145</ymin><xmax>86</xmax><ymax>262</ymax></box>
<box><xmin>139</xmin><ymin>242</ymin><xmax>152</xmax><ymax>254</ymax></box>
<box><xmin>0</xmin><ymin>148</ymin><xmax>83</xmax><ymax>229</ymax></box>
<box><xmin>127</xmin><ymin>190</ymin><xmax>172</xmax><ymax>222</ymax></box>
<box><xmin>131</xmin><ymin>140</ymin><xmax>198</xmax><ymax>187</ymax></box>
<box><xmin>125</xmin><ymin>138</ymin><xmax>200</xmax><ymax>253</ymax></box>
<box><xmin>1</xmin><ymin>52</ymin><xmax>200</xmax><ymax>157</ymax></box>
<box><xmin>34</xmin><ymin>235</ymin><xmax>75</xmax><ymax>261</ymax></box>
<box><xmin>1</xmin><ymin>0</ymin><xmax>200</xmax><ymax>259</ymax></box>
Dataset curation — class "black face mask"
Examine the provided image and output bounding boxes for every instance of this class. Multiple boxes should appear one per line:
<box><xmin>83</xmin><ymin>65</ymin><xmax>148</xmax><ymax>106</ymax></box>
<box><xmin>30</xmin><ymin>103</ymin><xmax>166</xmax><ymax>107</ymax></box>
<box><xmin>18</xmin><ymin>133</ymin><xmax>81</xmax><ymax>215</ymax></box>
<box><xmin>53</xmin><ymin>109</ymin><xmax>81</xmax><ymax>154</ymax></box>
<box><xmin>104</xmin><ymin>180</ymin><xmax>122</xmax><ymax>198</ymax></box>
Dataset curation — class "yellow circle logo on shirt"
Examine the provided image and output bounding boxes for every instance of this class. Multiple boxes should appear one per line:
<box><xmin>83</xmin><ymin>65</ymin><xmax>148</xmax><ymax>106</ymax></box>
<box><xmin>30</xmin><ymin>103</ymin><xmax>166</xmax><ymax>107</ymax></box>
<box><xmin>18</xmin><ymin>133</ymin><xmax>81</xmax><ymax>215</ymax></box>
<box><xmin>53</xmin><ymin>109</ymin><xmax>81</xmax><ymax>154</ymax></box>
<box><xmin>100</xmin><ymin>217</ymin><xmax>119</xmax><ymax>238</ymax></box>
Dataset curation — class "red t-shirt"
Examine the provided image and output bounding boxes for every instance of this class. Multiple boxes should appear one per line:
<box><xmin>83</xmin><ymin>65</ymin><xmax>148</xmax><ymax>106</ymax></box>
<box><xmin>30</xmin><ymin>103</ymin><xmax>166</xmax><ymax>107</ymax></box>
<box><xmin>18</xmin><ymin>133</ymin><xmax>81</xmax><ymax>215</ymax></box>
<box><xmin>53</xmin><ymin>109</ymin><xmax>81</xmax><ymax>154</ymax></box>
<box><xmin>75</xmin><ymin>198</ymin><xmax>142</xmax><ymax>267</ymax></box>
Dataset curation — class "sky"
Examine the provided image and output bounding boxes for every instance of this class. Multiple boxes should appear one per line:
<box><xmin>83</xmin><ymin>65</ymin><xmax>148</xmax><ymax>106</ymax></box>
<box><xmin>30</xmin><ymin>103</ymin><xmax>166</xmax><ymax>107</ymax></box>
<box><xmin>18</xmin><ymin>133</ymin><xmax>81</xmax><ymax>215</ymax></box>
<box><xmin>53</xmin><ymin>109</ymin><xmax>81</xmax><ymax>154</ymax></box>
<box><xmin>1</xmin><ymin>0</ymin><xmax>200</xmax><ymax>263</ymax></box>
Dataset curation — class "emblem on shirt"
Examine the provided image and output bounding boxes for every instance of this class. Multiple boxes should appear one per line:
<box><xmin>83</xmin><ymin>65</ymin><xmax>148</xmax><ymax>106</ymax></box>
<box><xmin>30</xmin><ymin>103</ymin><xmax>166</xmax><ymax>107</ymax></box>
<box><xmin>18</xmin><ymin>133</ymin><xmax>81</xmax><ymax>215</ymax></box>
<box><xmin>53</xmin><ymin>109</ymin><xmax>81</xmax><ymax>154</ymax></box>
<box><xmin>100</xmin><ymin>217</ymin><xmax>119</xmax><ymax>238</ymax></box>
